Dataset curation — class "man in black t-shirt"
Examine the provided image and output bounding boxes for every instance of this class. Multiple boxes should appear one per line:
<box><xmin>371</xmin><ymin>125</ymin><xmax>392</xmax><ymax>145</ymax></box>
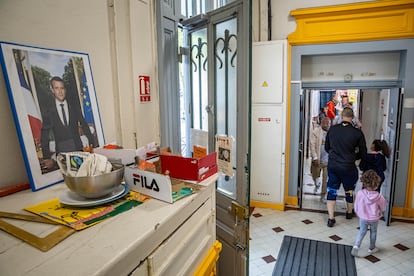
<box><xmin>325</xmin><ymin>107</ymin><xmax>367</xmax><ymax>227</ymax></box>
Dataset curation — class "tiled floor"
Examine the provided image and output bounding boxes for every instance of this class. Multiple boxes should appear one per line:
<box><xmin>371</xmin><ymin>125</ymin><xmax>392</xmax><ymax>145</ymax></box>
<box><xmin>249</xmin><ymin>158</ymin><xmax>414</xmax><ymax>275</ymax></box>
<box><xmin>249</xmin><ymin>207</ymin><xmax>414</xmax><ymax>275</ymax></box>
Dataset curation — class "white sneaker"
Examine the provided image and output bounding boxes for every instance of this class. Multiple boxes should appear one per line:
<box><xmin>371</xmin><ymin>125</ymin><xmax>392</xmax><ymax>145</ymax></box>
<box><xmin>368</xmin><ymin>247</ymin><xmax>379</xmax><ymax>254</ymax></box>
<box><xmin>351</xmin><ymin>246</ymin><xmax>359</xmax><ymax>257</ymax></box>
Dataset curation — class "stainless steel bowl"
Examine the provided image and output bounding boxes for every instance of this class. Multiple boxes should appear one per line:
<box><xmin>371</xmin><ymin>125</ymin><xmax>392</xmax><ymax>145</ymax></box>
<box><xmin>63</xmin><ymin>162</ymin><xmax>125</xmax><ymax>198</ymax></box>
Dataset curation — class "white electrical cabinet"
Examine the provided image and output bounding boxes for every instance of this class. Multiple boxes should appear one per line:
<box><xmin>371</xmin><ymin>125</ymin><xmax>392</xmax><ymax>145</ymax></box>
<box><xmin>252</xmin><ymin>41</ymin><xmax>284</xmax><ymax>104</ymax></box>
<box><xmin>250</xmin><ymin>105</ymin><xmax>284</xmax><ymax>203</ymax></box>
<box><xmin>250</xmin><ymin>40</ymin><xmax>286</xmax><ymax>205</ymax></box>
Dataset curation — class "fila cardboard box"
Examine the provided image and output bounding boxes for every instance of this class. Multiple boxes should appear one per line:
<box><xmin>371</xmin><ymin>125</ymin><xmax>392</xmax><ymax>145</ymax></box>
<box><xmin>124</xmin><ymin>166</ymin><xmax>202</xmax><ymax>203</ymax></box>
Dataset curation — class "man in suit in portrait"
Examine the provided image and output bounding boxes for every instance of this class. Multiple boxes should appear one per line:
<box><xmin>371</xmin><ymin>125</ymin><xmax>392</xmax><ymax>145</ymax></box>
<box><xmin>40</xmin><ymin>76</ymin><xmax>96</xmax><ymax>173</ymax></box>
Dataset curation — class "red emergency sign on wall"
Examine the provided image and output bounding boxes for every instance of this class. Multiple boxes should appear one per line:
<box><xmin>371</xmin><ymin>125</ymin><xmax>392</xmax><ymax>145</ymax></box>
<box><xmin>258</xmin><ymin>117</ymin><xmax>271</xmax><ymax>122</ymax></box>
<box><xmin>139</xmin><ymin>75</ymin><xmax>151</xmax><ymax>102</ymax></box>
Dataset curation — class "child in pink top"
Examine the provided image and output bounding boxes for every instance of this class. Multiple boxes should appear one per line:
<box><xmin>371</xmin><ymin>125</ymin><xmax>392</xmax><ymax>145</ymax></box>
<box><xmin>351</xmin><ymin>170</ymin><xmax>387</xmax><ymax>257</ymax></box>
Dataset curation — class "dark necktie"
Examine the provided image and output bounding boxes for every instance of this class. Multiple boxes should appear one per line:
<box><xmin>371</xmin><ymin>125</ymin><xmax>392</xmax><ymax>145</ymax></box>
<box><xmin>60</xmin><ymin>103</ymin><xmax>68</xmax><ymax>126</ymax></box>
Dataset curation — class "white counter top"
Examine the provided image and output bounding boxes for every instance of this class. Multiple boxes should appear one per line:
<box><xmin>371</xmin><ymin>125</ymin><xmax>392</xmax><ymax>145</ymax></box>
<box><xmin>0</xmin><ymin>174</ymin><xmax>217</xmax><ymax>276</ymax></box>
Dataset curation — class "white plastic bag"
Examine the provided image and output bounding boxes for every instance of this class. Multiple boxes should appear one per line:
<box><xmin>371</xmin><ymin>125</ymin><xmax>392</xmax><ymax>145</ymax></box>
<box><xmin>57</xmin><ymin>152</ymin><xmax>112</xmax><ymax>177</ymax></box>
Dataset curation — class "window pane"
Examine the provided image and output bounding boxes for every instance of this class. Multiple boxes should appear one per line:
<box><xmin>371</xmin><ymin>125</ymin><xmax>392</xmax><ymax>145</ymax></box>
<box><xmin>190</xmin><ymin>28</ymin><xmax>208</xmax><ymax>131</ymax></box>
<box><xmin>181</xmin><ymin>0</ymin><xmax>193</xmax><ymax>17</ymax></box>
<box><xmin>213</xmin><ymin>0</ymin><xmax>236</xmax><ymax>10</ymax></box>
<box><xmin>178</xmin><ymin>28</ymin><xmax>187</xmax><ymax>155</ymax></box>
<box><xmin>215</xmin><ymin>18</ymin><xmax>237</xmax><ymax>199</ymax></box>
<box><xmin>181</xmin><ymin>0</ymin><xmax>237</xmax><ymax>17</ymax></box>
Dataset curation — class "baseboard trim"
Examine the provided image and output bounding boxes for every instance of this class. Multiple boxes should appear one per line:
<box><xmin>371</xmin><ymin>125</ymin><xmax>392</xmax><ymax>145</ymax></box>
<box><xmin>250</xmin><ymin>200</ymin><xmax>285</xmax><ymax>211</ymax></box>
<box><xmin>392</xmin><ymin>206</ymin><xmax>414</xmax><ymax>218</ymax></box>
<box><xmin>285</xmin><ymin>196</ymin><xmax>298</xmax><ymax>207</ymax></box>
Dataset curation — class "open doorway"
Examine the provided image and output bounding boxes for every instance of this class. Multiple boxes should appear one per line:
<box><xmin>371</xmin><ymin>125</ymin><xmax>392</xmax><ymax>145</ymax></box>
<box><xmin>300</xmin><ymin>88</ymin><xmax>402</xmax><ymax>224</ymax></box>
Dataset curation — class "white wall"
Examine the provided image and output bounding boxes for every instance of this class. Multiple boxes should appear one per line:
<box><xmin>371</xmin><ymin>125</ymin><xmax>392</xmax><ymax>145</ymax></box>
<box><xmin>0</xmin><ymin>0</ymin><xmax>158</xmax><ymax>188</ymax></box>
<box><xmin>253</xmin><ymin>0</ymin><xmax>376</xmax><ymax>41</ymax></box>
<box><xmin>111</xmin><ymin>0</ymin><xmax>160</xmax><ymax>148</ymax></box>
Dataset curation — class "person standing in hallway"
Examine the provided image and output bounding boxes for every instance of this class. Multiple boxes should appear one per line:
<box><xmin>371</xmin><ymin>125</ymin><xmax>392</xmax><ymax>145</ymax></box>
<box><xmin>318</xmin><ymin>107</ymin><xmax>328</xmax><ymax>124</ymax></box>
<box><xmin>40</xmin><ymin>76</ymin><xmax>96</xmax><ymax>173</ymax></box>
<box><xmin>351</xmin><ymin>169</ymin><xmax>387</xmax><ymax>257</ymax></box>
<box><xmin>359</xmin><ymin>139</ymin><xmax>390</xmax><ymax>192</ymax></box>
<box><xmin>333</xmin><ymin>96</ymin><xmax>362</xmax><ymax>128</ymax></box>
<box><xmin>324</xmin><ymin>107</ymin><xmax>367</xmax><ymax>227</ymax></box>
<box><xmin>310</xmin><ymin>116</ymin><xmax>330</xmax><ymax>201</ymax></box>
<box><xmin>326</xmin><ymin>94</ymin><xmax>339</xmax><ymax>124</ymax></box>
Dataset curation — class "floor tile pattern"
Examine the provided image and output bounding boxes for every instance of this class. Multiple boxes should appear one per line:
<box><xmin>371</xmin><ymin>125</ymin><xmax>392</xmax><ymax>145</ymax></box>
<box><xmin>394</xmin><ymin>243</ymin><xmax>410</xmax><ymax>251</ymax></box>
<box><xmin>262</xmin><ymin>255</ymin><xmax>276</xmax><ymax>264</ymax></box>
<box><xmin>272</xmin><ymin>227</ymin><xmax>284</xmax><ymax>233</ymax></box>
<box><xmin>329</xmin><ymin>234</ymin><xmax>342</xmax><ymax>241</ymax></box>
<box><xmin>249</xmin><ymin>207</ymin><xmax>414</xmax><ymax>276</ymax></box>
<box><xmin>365</xmin><ymin>255</ymin><xmax>381</xmax><ymax>263</ymax></box>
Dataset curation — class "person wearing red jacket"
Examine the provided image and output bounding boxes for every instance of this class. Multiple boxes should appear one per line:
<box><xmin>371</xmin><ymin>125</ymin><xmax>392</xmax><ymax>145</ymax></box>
<box><xmin>326</xmin><ymin>94</ymin><xmax>338</xmax><ymax>120</ymax></box>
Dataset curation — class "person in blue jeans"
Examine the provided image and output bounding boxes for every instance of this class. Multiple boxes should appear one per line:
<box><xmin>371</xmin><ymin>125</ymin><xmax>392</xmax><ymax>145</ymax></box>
<box><xmin>351</xmin><ymin>170</ymin><xmax>387</xmax><ymax>257</ymax></box>
<box><xmin>324</xmin><ymin>107</ymin><xmax>367</xmax><ymax>227</ymax></box>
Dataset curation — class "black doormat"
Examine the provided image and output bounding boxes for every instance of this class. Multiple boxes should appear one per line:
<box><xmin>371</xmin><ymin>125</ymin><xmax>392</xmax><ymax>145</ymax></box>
<box><xmin>273</xmin><ymin>235</ymin><xmax>356</xmax><ymax>276</ymax></box>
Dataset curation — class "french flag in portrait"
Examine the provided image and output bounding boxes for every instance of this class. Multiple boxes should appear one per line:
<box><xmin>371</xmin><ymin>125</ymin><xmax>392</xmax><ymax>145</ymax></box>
<box><xmin>14</xmin><ymin>50</ymin><xmax>42</xmax><ymax>145</ymax></box>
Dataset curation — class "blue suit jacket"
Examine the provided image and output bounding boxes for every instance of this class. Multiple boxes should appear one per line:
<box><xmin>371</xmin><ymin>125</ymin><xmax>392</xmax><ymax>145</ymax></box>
<box><xmin>40</xmin><ymin>101</ymin><xmax>95</xmax><ymax>159</ymax></box>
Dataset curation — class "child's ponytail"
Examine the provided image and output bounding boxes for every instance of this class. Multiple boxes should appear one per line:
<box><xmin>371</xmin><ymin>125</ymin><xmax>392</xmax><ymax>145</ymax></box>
<box><xmin>372</xmin><ymin>139</ymin><xmax>390</xmax><ymax>158</ymax></box>
<box><xmin>380</xmin><ymin>140</ymin><xmax>390</xmax><ymax>158</ymax></box>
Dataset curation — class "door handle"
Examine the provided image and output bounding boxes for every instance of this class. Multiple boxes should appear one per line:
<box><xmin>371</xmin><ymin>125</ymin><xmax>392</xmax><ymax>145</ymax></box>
<box><xmin>205</xmin><ymin>105</ymin><xmax>214</xmax><ymax>115</ymax></box>
<box><xmin>234</xmin><ymin>242</ymin><xmax>246</xmax><ymax>251</ymax></box>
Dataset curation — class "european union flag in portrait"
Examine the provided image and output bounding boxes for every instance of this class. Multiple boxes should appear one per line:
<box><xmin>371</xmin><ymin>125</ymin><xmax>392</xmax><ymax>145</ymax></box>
<box><xmin>81</xmin><ymin>72</ymin><xmax>95</xmax><ymax>125</ymax></box>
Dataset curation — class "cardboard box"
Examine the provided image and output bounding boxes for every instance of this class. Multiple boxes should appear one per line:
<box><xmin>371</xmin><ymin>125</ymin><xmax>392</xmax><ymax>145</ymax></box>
<box><xmin>159</xmin><ymin>152</ymin><xmax>217</xmax><ymax>182</ymax></box>
<box><xmin>124</xmin><ymin>166</ymin><xmax>202</xmax><ymax>203</ymax></box>
<box><xmin>94</xmin><ymin>148</ymin><xmax>138</xmax><ymax>165</ymax></box>
<box><xmin>94</xmin><ymin>142</ymin><xmax>159</xmax><ymax>165</ymax></box>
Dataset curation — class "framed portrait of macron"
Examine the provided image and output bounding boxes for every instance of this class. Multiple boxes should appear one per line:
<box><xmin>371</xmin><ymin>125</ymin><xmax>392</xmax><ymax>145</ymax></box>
<box><xmin>0</xmin><ymin>41</ymin><xmax>105</xmax><ymax>191</ymax></box>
